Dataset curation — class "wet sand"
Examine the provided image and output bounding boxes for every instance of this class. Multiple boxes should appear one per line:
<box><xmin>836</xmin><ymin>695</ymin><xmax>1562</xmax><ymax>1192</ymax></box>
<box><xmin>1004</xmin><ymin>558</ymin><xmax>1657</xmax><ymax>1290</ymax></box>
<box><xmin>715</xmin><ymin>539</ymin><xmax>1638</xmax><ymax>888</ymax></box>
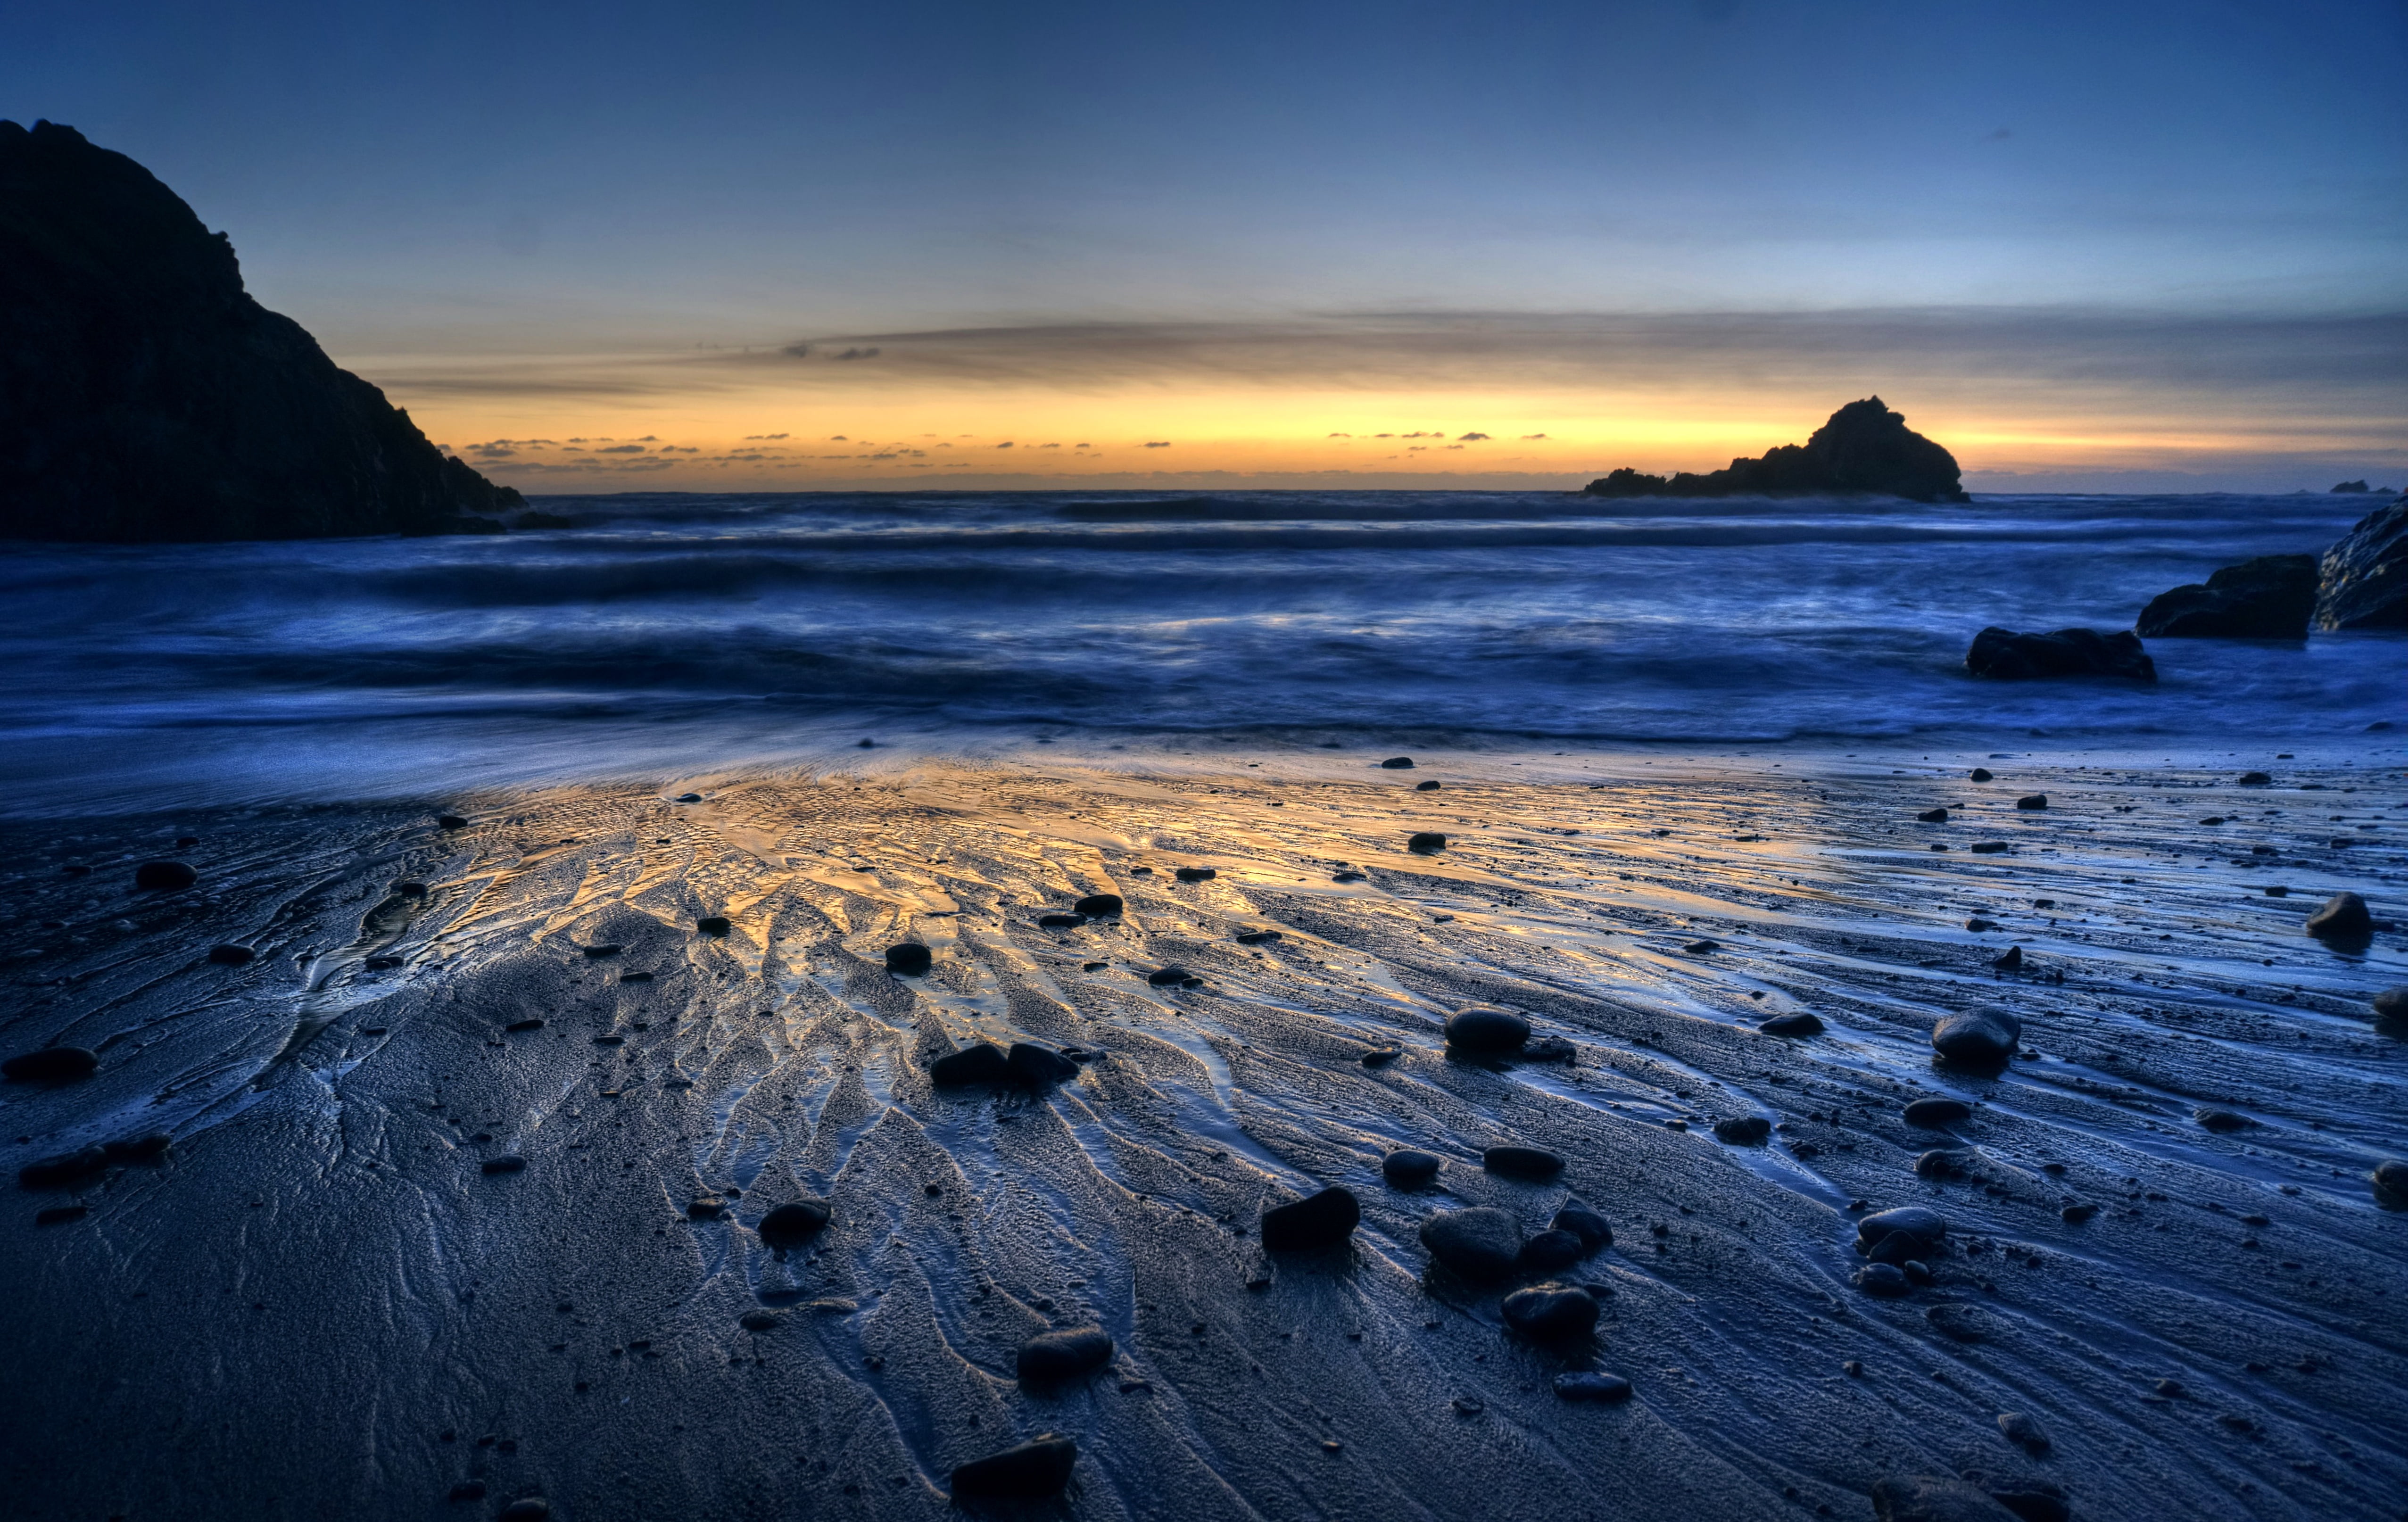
<box><xmin>2</xmin><ymin>744</ymin><xmax>2403</xmax><ymax>1521</ymax></box>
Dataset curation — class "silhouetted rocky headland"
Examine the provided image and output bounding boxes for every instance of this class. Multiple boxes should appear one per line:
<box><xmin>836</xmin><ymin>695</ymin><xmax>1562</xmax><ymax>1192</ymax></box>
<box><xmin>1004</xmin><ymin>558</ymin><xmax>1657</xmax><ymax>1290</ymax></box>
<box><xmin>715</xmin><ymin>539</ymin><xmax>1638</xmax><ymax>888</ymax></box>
<box><xmin>2315</xmin><ymin>497</ymin><xmax>2407</xmax><ymax>629</ymax></box>
<box><xmin>1583</xmin><ymin>397</ymin><xmax>1969</xmax><ymax>504</ymax></box>
<box><xmin>0</xmin><ymin>120</ymin><xmax>520</xmax><ymax>541</ymax></box>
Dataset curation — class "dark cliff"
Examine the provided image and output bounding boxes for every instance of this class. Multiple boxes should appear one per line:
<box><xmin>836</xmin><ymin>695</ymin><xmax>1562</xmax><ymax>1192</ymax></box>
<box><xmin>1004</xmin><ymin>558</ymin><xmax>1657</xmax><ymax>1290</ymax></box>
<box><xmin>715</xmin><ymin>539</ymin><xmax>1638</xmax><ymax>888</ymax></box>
<box><xmin>0</xmin><ymin>119</ymin><xmax>520</xmax><ymax>542</ymax></box>
<box><xmin>1584</xmin><ymin>397</ymin><xmax>1969</xmax><ymax>504</ymax></box>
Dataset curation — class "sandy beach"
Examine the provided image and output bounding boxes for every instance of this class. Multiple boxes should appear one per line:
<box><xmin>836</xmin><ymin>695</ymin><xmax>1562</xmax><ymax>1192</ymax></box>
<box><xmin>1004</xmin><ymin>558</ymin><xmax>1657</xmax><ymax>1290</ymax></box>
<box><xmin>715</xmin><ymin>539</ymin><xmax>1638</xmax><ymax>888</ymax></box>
<box><xmin>2</xmin><ymin>742</ymin><xmax>2402</xmax><ymax>1520</ymax></box>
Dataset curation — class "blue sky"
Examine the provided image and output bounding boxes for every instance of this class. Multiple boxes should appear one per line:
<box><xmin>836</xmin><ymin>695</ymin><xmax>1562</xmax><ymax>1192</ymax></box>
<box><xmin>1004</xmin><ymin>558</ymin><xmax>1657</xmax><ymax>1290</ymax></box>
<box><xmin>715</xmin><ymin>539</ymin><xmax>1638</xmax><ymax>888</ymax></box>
<box><xmin>8</xmin><ymin>0</ymin><xmax>2404</xmax><ymax>489</ymax></box>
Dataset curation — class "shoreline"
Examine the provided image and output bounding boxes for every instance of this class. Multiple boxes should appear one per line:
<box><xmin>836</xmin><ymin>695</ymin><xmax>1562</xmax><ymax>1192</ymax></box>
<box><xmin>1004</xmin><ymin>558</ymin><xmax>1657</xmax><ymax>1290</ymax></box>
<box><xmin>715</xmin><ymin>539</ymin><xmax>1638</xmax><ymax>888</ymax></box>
<box><xmin>2</xmin><ymin>746</ymin><xmax>2403</xmax><ymax>1518</ymax></box>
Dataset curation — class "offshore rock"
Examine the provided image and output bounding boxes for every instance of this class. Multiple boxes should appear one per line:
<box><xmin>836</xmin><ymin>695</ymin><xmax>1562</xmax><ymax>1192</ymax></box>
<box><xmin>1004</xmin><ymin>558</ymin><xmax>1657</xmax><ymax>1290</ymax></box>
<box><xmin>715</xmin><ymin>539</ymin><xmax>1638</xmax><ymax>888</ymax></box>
<box><xmin>1965</xmin><ymin>626</ymin><xmax>2156</xmax><ymax>681</ymax></box>
<box><xmin>2315</xmin><ymin>498</ymin><xmax>2408</xmax><ymax>630</ymax></box>
<box><xmin>2136</xmin><ymin>554</ymin><xmax>2317</xmax><ymax>638</ymax></box>
<box><xmin>0</xmin><ymin>120</ymin><xmax>522</xmax><ymax>540</ymax></box>
<box><xmin>1582</xmin><ymin>398</ymin><xmax>1969</xmax><ymax>504</ymax></box>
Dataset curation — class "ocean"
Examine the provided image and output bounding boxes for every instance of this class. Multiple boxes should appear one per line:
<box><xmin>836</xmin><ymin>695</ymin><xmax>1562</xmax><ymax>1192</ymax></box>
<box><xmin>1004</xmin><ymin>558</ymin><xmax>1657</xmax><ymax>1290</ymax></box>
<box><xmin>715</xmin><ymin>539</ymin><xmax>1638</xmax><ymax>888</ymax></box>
<box><xmin>0</xmin><ymin>489</ymin><xmax>2392</xmax><ymax>809</ymax></box>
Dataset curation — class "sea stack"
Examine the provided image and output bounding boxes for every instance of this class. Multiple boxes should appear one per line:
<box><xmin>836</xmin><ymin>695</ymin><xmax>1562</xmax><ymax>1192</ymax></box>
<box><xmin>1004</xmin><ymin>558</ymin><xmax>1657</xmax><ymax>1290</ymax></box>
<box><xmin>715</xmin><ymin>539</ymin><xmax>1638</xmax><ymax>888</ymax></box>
<box><xmin>1582</xmin><ymin>397</ymin><xmax>1969</xmax><ymax>504</ymax></box>
<box><xmin>0</xmin><ymin>119</ymin><xmax>522</xmax><ymax>541</ymax></box>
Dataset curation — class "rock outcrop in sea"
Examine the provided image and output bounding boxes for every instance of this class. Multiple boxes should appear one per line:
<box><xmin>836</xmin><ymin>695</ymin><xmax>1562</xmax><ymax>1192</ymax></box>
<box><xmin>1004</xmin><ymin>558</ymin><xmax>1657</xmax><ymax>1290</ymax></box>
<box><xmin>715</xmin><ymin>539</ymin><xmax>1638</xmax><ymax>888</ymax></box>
<box><xmin>1582</xmin><ymin>397</ymin><xmax>1969</xmax><ymax>504</ymax></box>
<box><xmin>2314</xmin><ymin>498</ymin><xmax>2408</xmax><ymax>630</ymax></box>
<box><xmin>0</xmin><ymin>119</ymin><xmax>521</xmax><ymax>542</ymax></box>
<box><xmin>2135</xmin><ymin>554</ymin><xmax>2317</xmax><ymax>638</ymax></box>
<box><xmin>1965</xmin><ymin>626</ymin><xmax>2156</xmax><ymax>681</ymax></box>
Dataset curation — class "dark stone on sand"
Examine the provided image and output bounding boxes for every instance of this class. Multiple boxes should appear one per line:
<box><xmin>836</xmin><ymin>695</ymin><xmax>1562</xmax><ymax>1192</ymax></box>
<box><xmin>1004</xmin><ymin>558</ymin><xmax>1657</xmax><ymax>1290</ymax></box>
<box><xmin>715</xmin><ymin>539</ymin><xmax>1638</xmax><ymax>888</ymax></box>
<box><xmin>1991</xmin><ymin>946</ymin><xmax>2022</xmax><ymax>972</ymax></box>
<box><xmin>2194</xmin><ymin>1107</ymin><xmax>2254</xmax><ymax>1133</ymax></box>
<box><xmin>1916</xmin><ymin>1148</ymin><xmax>1974</xmax><ymax>1180</ymax></box>
<box><xmin>1759</xmin><ymin>1012</ymin><xmax>1823</xmax><ymax>1037</ymax></box>
<box><xmin>2305</xmin><ymin>892</ymin><xmax>2372</xmax><ymax>941</ymax></box>
<box><xmin>2237</xmin><ymin>770</ymin><xmax>2272</xmax><ymax>785</ymax></box>
<box><xmin>1969</xmin><ymin>768</ymin><xmax>1993</xmax><ymax>781</ymax></box>
<box><xmin>1855</xmin><ymin>1263</ymin><xmax>1912</xmax><ymax>1297</ymax></box>
<box><xmin>1380</xmin><ymin>756</ymin><xmax>1415</xmax><ymax>769</ymax></box>
<box><xmin>1502</xmin><ymin>1283</ymin><xmax>1599</xmax><ymax>1340</ymax></box>
<box><xmin>1551</xmin><ymin>1205</ymin><xmax>1613</xmax><ymax>1252</ymax></box>
<box><xmin>2373</xmin><ymin>987</ymin><xmax>2408</xmax><ymax>1022</ymax></box>
<box><xmin>1917</xmin><ymin>807</ymin><xmax>1949</xmax><ymax>822</ymax></box>
<box><xmin>1870</xmin><ymin>1475</ymin><xmax>2020</xmax><ymax>1522</ymax></box>
<box><xmin>1966</xmin><ymin>626</ymin><xmax>2155</xmax><ymax>682</ymax></box>
<box><xmin>2315</xmin><ymin>497</ymin><xmax>2408</xmax><ymax>630</ymax></box>
<box><xmin>1858</xmin><ymin>1205</ymin><xmax>1947</xmax><ymax>1255</ymax></box>
<box><xmin>1445</xmin><ymin>1007</ymin><xmax>1530</xmax><ymax>1052</ymax></box>
<box><xmin>930</xmin><ymin>1042</ymin><xmax>1010</xmax><ymax>1086</ymax></box>
<box><xmin>1360</xmin><ymin>1047</ymin><xmax>1402</xmax><ymax>1067</ymax></box>
<box><xmin>34</xmin><ymin>1204</ymin><xmax>87</xmax><ymax>1226</ymax></box>
<box><xmin>206</xmin><ymin>943</ymin><xmax>255</xmax><ymax>966</ymax></box>
<box><xmin>480</xmin><ymin>1155</ymin><xmax>526</xmax><ymax>1175</ymax></box>
<box><xmin>101</xmin><ymin>1131</ymin><xmax>169</xmax><ymax>1163</ymax></box>
<box><xmin>2372</xmin><ymin>1159</ymin><xmax>2408</xmax><ymax>1208</ymax></box>
<box><xmin>1904</xmin><ymin>1098</ymin><xmax>1973</xmax><ymax>1127</ymax></box>
<box><xmin>1932</xmin><ymin>1006</ymin><xmax>2021</xmax><ymax>1068</ymax></box>
<box><xmin>1582</xmin><ymin>398</ymin><xmax>1968</xmax><ymax>503</ymax></box>
<box><xmin>1713</xmin><ymin>1116</ymin><xmax>1771</xmax><ymax>1146</ymax></box>
<box><xmin>1995</xmin><ymin>1412</ymin><xmax>2049</xmax><ymax>1452</ymax></box>
<box><xmin>1382</xmin><ymin>1149</ymin><xmax>1442</xmax><ymax>1188</ymax></box>
<box><xmin>2014</xmin><ymin>794</ymin><xmax>2047</xmax><ymax>811</ymax></box>
<box><xmin>2060</xmin><ymin>1202</ymin><xmax>2099</xmax><ymax>1223</ymax></box>
<box><xmin>437</xmin><ymin>815</ymin><xmax>469</xmax><ymax>829</ymax></box>
<box><xmin>2138</xmin><ymin>554</ymin><xmax>2317</xmax><ymax>639</ymax></box>
<box><xmin>1420</xmin><ymin>1207</ymin><xmax>1524</xmax><ymax>1280</ymax></box>
<box><xmin>1518</xmin><ymin>1229</ymin><xmax>1584</xmax><ymax>1273</ymax></box>
<box><xmin>497</xmin><ymin>1500</ymin><xmax>549</xmax><ymax>1522</ymax></box>
<box><xmin>1146</xmin><ymin>966</ymin><xmax>1192</xmax><ymax>986</ymax></box>
<box><xmin>1008</xmin><ymin>1042</ymin><xmax>1080</xmax><ymax>1086</ymax></box>
<box><xmin>1552</xmin><ymin>1371</ymin><xmax>1632</xmax><ymax>1402</ymax></box>
<box><xmin>696</xmin><ymin>915</ymin><xmax>731</xmax><ymax>935</ymax></box>
<box><xmin>1683</xmin><ymin>939</ymin><xmax>1720</xmax><ymax>954</ymax></box>
<box><xmin>1407</xmin><ymin>832</ymin><xmax>1447</xmax><ymax>853</ymax></box>
<box><xmin>1484</xmin><ymin>1145</ymin><xmax>1564</xmax><ymax>1180</ymax></box>
<box><xmin>1965</xmin><ymin>918</ymin><xmax>1998</xmax><ymax>932</ymax></box>
<box><xmin>1260</xmin><ymin>1186</ymin><xmax>1361</xmax><ymax>1250</ymax></box>
<box><xmin>885</xmin><ymin>942</ymin><xmax>933</xmax><ymax>976</ymax></box>
<box><xmin>134</xmin><ymin>860</ymin><xmax>195</xmax><ymax>891</ymax></box>
<box><xmin>1969</xmin><ymin>840</ymin><xmax>2008</xmax><ymax>853</ymax></box>
<box><xmin>19</xmin><ymin>1145</ymin><xmax>108</xmax><ymax>1189</ymax></box>
<box><xmin>592</xmin><ymin>1034</ymin><xmax>624</xmax><ymax>1046</ymax></box>
<box><xmin>1073</xmin><ymin>893</ymin><xmax>1123</xmax><ymax>917</ymax></box>
<box><xmin>505</xmin><ymin>1018</ymin><xmax>544</xmax><ymax>1032</ymax></box>
<box><xmin>618</xmin><ymin>971</ymin><xmax>652</xmax><ymax>983</ymax></box>
<box><xmin>1415</xmin><ymin>779</ymin><xmax>1441</xmax><ymax>791</ymax></box>
<box><xmin>1018</xmin><ymin>1327</ymin><xmax>1115</xmax><ymax>1383</ymax></box>
<box><xmin>756</xmin><ymin>1199</ymin><xmax>831</xmax><ymax>1247</ymax></box>
<box><xmin>1038</xmin><ymin>913</ymin><xmax>1087</xmax><ymax>928</ymax></box>
<box><xmin>0</xmin><ymin>121</ymin><xmax>522</xmax><ymax>542</ymax></box>
<box><xmin>1234</xmin><ymin>929</ymin><xmax>1281</xmax><ymax>944</ymax></box>
<box><xmin>1174</xmin><ymin>866</ymin><xmax>1217</xmax><ymax>882</ymax></box>
<box><xmin>950</xmin><ymin>1434</ymin><xmax>1077</xmax><ymax>1500</ymax></box>
<box><xmin>364</xmin><ymin>956</ymin><xmax>402</xmax><ymax>970</ymax></box>
<box><xmin>2</xmin><ymin>1045</ymin><xmax>98</xmax><ymax>1083</ymax></box>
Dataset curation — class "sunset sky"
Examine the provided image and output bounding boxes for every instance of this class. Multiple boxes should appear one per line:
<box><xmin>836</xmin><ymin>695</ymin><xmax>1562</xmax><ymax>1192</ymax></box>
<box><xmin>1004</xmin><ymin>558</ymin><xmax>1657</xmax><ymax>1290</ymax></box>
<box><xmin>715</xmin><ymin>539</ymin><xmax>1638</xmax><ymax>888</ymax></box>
<box><xmin>10</xmin><ymin>0</ymin><xmax>2404</xmax><ymax>493</ymax></box>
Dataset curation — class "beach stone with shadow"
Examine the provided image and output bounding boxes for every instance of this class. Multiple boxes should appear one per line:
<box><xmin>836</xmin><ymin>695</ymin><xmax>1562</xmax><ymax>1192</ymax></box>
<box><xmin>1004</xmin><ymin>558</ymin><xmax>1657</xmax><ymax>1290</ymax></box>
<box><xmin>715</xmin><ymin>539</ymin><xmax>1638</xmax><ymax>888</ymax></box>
<box><xmin>1260</xmin><ymin>1186</ymin><xmax>1360</xmax><ymax>1251</ymax></box>
<box><xmin>1407</xmin><ymin>832</ymin><xmax>1446</xmax><ymax>853</ymax></box>
<box><xmin>1502</xmin><ymin>1283</ymin><xmax>1599</xmax><ymax>1340</ymax></box>
<box><xmin>1995</xmin><ymin>1412</ymin><xmax>2049</xmax><ymax>1452</ymax></box>
<box><xmin>3</xmin><ymin>1046</ymin><xmax>98</xmax><ymax>1083</ymax></box>
<box><xmin>2014</xmin><ymin>794</ymin><xmax>2047</xmax><ymax>810</ymax></box>
<box><xmin>1174</xmin><ymin>866</ymin><xmax>1216</xmax><ymax>882</ymax></box>
<box><xmin>1855</xmin><ymin>1263</ymin><xmax>1912</xmax><ymax>1296</ymax></box>
<box><xmin>1551</xmin><ymin>1204</ymin><xmax>1612</xmax><ymax>1252</ymax></box>
<box><xmin>1858</xmin><ymin>1205</ymin><xmax>1947</xmax><ymax>1257</ymax></box>
<box><xmin>1008</xmin><ymin>1042</ymin><xmax>1080</xmax><ymax>1086</ymax></box>
<box><xmin>133</xmin><ymin>860</ymin><xmax>195</xmax><ymax>890</ymax></box>
<box><xmin>1932</xmin><ymin>1006</ymin><xmax>2021</xmax><ymax>1068</ymax></box>
<box><xmin>1483</xmin><ymin>1145</ymin><xmax>1564</xmax><ymax>1180</ymax></box>
<box><xmin>2194</xmin><ymin>1107</ymin><xmax>2255</xmax><ymax>1133</ymax></box>
<box><xmin>1415</xmin><ymin>779</ymin><xmax>1441</xmax><ymax>791</ymax></box>
<box><xmin>885</xmin><ymin>942</ymin><xmax>933</xmax><ymax>976</ymax></box>
<box><xmin>696</xmin><ymin>915</ymin><xmax>730</xmax><ymax>935</ymax></box>
<box><xmin>1146</xmin><ymin>966</ymin><xmax>1192</xmax><ymax>986</ymax></box>
<box><xmin>1918</xmin><ymin>807</ymin><xmax>1949</xmax><ymax>822</ymax></box>
<box><xmin>1905</xmin><ymin>1098</ymin><xmax>1973</xmax><ymax>1127</ymax></box>
<box><xmin>1444</xmin><ymin>1007</ymin><xmax>1529</xmax><ymax>1053</ymax></box>
<box><xmin>2305</xmin><ymin>892</ymin><xmax>2373</xmax><ymax>943</ymax></box>
<box><xmin>206</xmin><ymin>944</ymin><xmax>255</xmax><ymax>966</ymax></box>
<box><xmin>1420</xmin><ymin>1207</ymin><xmax>1524</xmax><ymax>1280</ymax></box>
<box><xmin>1870</xmin><ymin>1474</ymin><xmax>2021</xmax><ymax>1522</ymax></box>
<box><xmin>2370</xmin><ymin>1160</ymin><xmax>2408</xmax><ymax>1208</ymax></box>
<box><xmin>1552</xmin><ymin>1372</ymin><xmax>1632</xmax><ymax>1402</ymax></box>
<box><xmin>480</xmin><ymin>1155</ymin><xmax>526</xmax><ymax>1175</ymax></box>
<box><xmin>950</xmin><ymin>1433</ymin><xmax>1077</xmax><ymax>1500</ymax></box>
<box><xmin>756</xmin><ymin>1199</ymin><xmax>831</xmax><ymax>1247</ymax></box>
<box><xmin>1382</xmin><ymin>1150</ymin><xmax>1442</xmax><ymax>1189</ymax></box>
<box><xmin>1713</xmin><ymin>1116</ymin><xmax>1771</xmax><ymax>1146</ymax></box>
<box><xmin>1072</xmin><ymin>893</ymin><xmax>1123</xmax><ymax>917</ymax></box>
<box><xmin>1518</xmin><ymin>1229</ymin><xmax>1584</xmax><ymax>1273</ymax></box>
<box><xmin>1759</xmin><ymin>1012</ymin><xmax>1823</xmax><ymax>1037</ymax></box>
<box><xmin>1380</xmin><ymin>756</ymin><xmax>1415</xmax><ymax>769</ymax></box>
<box><xmin>931</xmin><ymin>1042</ymin><xmax>1010</xmax><ymax>1086</ymax></box>
<box><xmin>1018</xmin><ymin>1327</ymin><xmax>1114</xmax><ymax>1384</ymax></box>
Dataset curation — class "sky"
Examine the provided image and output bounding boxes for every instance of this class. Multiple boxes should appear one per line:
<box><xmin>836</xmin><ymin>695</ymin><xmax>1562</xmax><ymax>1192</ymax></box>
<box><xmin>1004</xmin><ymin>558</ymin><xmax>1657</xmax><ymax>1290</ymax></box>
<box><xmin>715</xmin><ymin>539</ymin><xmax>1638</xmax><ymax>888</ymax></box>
<box><xmin>8</xmin><ymin>0</ymin><xmax>2405</xmax><ymax>493</ymax></box>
